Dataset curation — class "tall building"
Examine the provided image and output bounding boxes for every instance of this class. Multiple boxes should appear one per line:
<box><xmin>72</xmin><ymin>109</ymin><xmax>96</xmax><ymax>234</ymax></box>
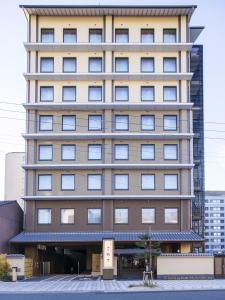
<box><xmin>12</xmin><ymin>5</ymin><xmax>204</xmax><ymax>277</ymax></box>
<box><xmin>4</xmin><ymin>152</ymin><xmax>25</xmax><ymax>209</ymax></box>
<box><xmin>205</xmin><ymin>191</ymin><xmax>225</xmax><ymax>254</ymax></box>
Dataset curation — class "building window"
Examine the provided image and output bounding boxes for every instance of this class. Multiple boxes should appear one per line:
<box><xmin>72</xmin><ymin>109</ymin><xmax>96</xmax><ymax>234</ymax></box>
<box><xmin>142</xmin><ymin>208</ymin><xmax>155</xmax><ymax>224</ymax></box>
<box><xmin>163</xmin><ymin>115</ymin><xmax>177</xmax><ymax>131</ymax></box>
<box><xmin>89</xmin><ymin>29</ymin><xmax>102</xmax><ymax>43</ymax></box>
<box><xmin>115</xmin><ymin>58</ymin><xmax>129</xmax><ymax>72</ymax></box>
<box><xmin>39</xmin><ymin>145</ymin><xmax>53</xmax><ymax>161</ymax></box>
<box><xmin>115</xmin><ymin>86</ymin><xmax>129</xmax><ymax>101</ymax></box>
<box><xmin>88</xmin><ymin>115</ymin><xmax>102</xmax><ymax>131</ymax></box>
<box><xmin>62</xmin><ymin>115</ymin><xmax>76</xmax><ymax>131</ymax></box>
<box><xmin>88</xmin><ymin>86</ymin><xmax>102</xmax><ymax>101</ymax></box>
<box><xmin>39</xmin><ymin>115</ymin><xmax>53</xmax><ymax>131</ymax></box>
<box><xmin>88</xmin><ymin>208</ymin><xmax>101</xmax><ymax>224</ymax></box>
<box><xmin>115</xmin><ymin>115</ymin><xmax>129</xmax><ymax>131</ymax></box>
<box><xmin>141</xmin><ymin>174</ymin><xmax>155</xmax><ymax>190</ymax></box>
<box><xmin>141</xmin><ymin>86</ymin><xmax>154</xmax><ymax>101</ymax></box>
<box><xmin>38</xmin><ymin>209</ymin><xmax>51</xmax><ymax>224</ymax></box>
<box><xmin>164</xmin><ymin>144</ymin><xmax>178</xmax><ymax>160</ymax></box>
<box><xmin>163</xmin><ymin>58</ymin><xmax>177</xmax><ymax>72</ymax></box>
<box><xmin>114</xmin><ymin>144</ymin><xmax>129</xmax><ymax>160</ymax></box>
<box><xmin>163</xmin><ymin>86</ymin><xmax>177</xmax><ymax>101</ymax></box>
<box><xmin>61</xmin><ymin>174</ymin><xmax>75</xmax><ymax>191</ymax></box>
<box><xmin>164</xmin><ymin>174</ymin><xmax>178</xmax><ymax>190</ymax></box>
<box><xmin>114</xmin><ymin>174</ymin><xmax>129</xmax><ymax>190</ymax></box>
<box><xmin>61</xmin><ymin>209</ymin><xmax>75</xmax><ymax>224</ymax></box>
<box><xmin>61</xmin><ymin>144</ymin><xmax>76</xmax><ymax>160</ymax></box>
<box><xmin>41</xmin><ymin>29</ymin><xmax>54</xmax><ymax>43</ymax></box>
<box><xmin>115</xmin><ymin>208</ymin><xmax>128</xmax><ymax>224</ymax></box>
<box><xmin>165</xmin><ymin>208</ymin><xmax>178</xmax><ymax>223</ymax></box>
<box><xmin>141</xmin><ymin>115</ymin><xmax>155</xmax><ymax>130</ymax></box>
<box><xmin>40</xmin><ymin>58</ymin><xmax>54</xmax><ymax>72</ymax></box>
<box><xmin>141</xmin><ymin>58</ymin><xmax>154</xmax><ymax>72</ymax></box>
<box><xmin>88</xmin><ymin>174</ymin><xmax>102</xmax><ymax>190</ymax></box>
<box><xmin>38</xmin><ymin>175</ymin><xmax>52</xmax><ymax>191</ymax></box>
<box><xmin>40</xmin><ymin>86</ymin><xmax>54</xmax><ymax>102</ymax></box>
<box><xmin>63</xmin><ymin>29</ymin><xmax>77</xmax><ymax>43</ymax></box>
<box><xmin>63</xmin><ymin>58</ymin><xmax>76</xmax><ymax>72</ymax></box>
<box><xmin>163</xmin><ymin>29</ymin><xmax>177</xmax><ymax>43</ymax></box>
<box><xmin>62</xmin><ymin>86</ymin><xmax>76</xmax><ymax>101</ymax></box>
<box><xmin>89</xmin><ymin>58</ymin><xmax>102</xmax><ymax>72</ymax></box>
<box><xmin>141</xmin><ymin>144</ymin><xmax>155</xmax><ymax>160</ymax></box>
<box><xmin>115</xmin><ymin>29</ymin><xmax>129</xmax><ymax>43</ymax></box>
<box><xmin>141</xmin><ymin>29</ymin><xmax>154</xmax><ymax>43</ymax></box>
<box><xmin>88</xmin><ymin>144</ymin><xmax>102</xmax><ymax>160</ymax></box>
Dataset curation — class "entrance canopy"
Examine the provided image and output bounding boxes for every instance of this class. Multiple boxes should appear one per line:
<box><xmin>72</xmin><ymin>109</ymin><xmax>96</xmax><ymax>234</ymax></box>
<box><xmin>11</xmin><ymin>231</ymin><xmax>203</xmax><ymax>243</ymax></box>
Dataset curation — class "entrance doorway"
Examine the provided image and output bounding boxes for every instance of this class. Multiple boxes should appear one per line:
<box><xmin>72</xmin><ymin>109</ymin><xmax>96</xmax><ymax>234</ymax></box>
<box><xmin>118</xmin><ymin>255</ymin><xmax>145</xmax><ymax>279</ymax></box>
<box><xmin>214</xmin><ymin>256</ymin><xmax>225</xmax><ymax>278</ymax></box>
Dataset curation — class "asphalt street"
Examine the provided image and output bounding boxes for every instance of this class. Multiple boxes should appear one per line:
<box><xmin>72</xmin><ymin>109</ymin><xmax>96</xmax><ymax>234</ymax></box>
<box><xmin>0</xmin><ymin>290</ymin><xmax>225</xmax><ymax>300</ymax></box>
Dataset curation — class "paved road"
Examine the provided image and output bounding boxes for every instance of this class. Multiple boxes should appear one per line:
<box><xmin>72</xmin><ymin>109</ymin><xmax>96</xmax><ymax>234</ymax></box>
<box><xmin>0</xmin><ymin>291</ymin><xmax>225</xmax><ymax>300</ymax></box>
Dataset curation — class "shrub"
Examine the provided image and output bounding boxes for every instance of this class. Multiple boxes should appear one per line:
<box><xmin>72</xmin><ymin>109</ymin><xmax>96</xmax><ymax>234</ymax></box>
<box><xmin>0</xmin><ymin>255</ymin><xmax>10</xmax><ymax>280</ymax></box>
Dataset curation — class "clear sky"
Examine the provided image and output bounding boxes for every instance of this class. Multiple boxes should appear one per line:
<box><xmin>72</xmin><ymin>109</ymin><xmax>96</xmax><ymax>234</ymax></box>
<box><xmin>0</xmin><ymin>0</ymin><xmax>225</xmax><ymax>199</ymax></box>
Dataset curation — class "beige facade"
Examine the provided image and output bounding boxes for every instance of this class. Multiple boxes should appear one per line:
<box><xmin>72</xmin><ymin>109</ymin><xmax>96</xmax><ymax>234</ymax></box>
<box><xmin>12</xmin><ymin>5</ymin><xmax>204</xmax><ymax>277</ymax></box>
<box><xmin>4</xmin><ymin>152</ymin><xmax>25</xmax><ymax>209</ymax></box>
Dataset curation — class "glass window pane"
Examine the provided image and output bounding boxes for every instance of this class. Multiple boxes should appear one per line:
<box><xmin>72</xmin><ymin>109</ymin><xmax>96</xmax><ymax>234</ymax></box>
<box><xmin>115</xmin><ymin>208</ymin><xmax>128</xmax><ymax>224</ymax></box>
<box><xmin>141</xmin><ymin>174</ymin><xmax>155</xmax><ymax>190</ymax></box>
<box><xmin>63</xmin><ymin>29</ymin><xmax>77</xmax><ymax>43</ymax></box>
<box><xmin>38</xmin><ymin>175</ymin><xmax>52</xmax><ymax>190</ymax></box>
<box><xmin>89</xmin><ymin>86</ymin><xmax>102</xmax><ymax>101</ymax></box>
<box><xmin>88</xmin><ymin>145</ymin><xmax>102</xmax><ymax>160</ymax></box>
<box><xmin>164</xmin><ymin>86</ymin><xmax>177</xmax><ymax>101</ymax></box>
<box><xmin>142</xmin><ymin>208</ymin><xmax>155</xmax><ymax>223</ymax></box>
<box><xmin>39</xmin><ymin>145</ymin><xmax>53</xmax><ymax>160</ymax></box>
<box><xmin>63</xmin><ymin>86</ymin><xmax>76</xmax><ymax>101</ymax></box>
<box><xmin>61</xmin><ymin>174</ymin><xmax>75</xmax><ymax>190</ymax></box>
<box><xmin>163</xmin><ymin>29</ymin><xmax>176</xmax><ymax>43</ymax></box>
<box><xmin>63</xmin><ymin>58</ymin><xmax>76</xmax><ymax>72</ymax></box>
<box><xmin>39</xmin><ymin>115</ymin><xmax>53</xmax><ymax>131</ymax></box>
<box><xmin>115</xmin><ymin>86</ymin><xmax>129</xmax><ymax>101</ymax></box>
<box><xmin>141</xmin><ymin>115</ymin><xmax>154</xmax><ymax>130</ymax></box>
<box><xmin>115</xmin><ymin>115</ymin><xmax>129</xmax><ymax>131</ymax></box>
<box><xmin>38</xmin><ymin>209</ymin><xmax>51</xmax><ymax>224</ymax></box>
<box><xmin>141</xmin><ymin>58</ymin><xmax>154</xmax><ymax>72</ymax></box>
<box><xmin>61</xmin><ymin>209</ymin><xmax>75</xmax><ymax>224</ymax></box>
<box><xmin>88</xmin><ymin>115</ymin><xmax>102</xmax><ymax>130</ymax></box>
<box><xmin>165</xmin><ymin>208</ymin><xmax>178</xmax><ymax>223</ymax></box>
<box><xmin>141</xmin><ymin>86</ymin><xmax>154</xmax><ymax>101</ymax></box>
<box><xmin>115</xmin><ymin>58</ymin><xmax>128</xmax><ymax>72</ymax></box>
<box><xmin>89</xmin><ymin>58</ymin><xmax>102</xmax><ymax>72</ymax></box>
<box><xmin>115</xmin><ymin>145</ymin><xmax>129</xmax><ymax>160</ymax></box>
<box><xmin>115</xmin><ymin>174</ymin><xmax>128</xmax><ymax>190</ymax></box>
<box><xmin>62</xmin><ymin>145</ymin><xmax>76</xmax><ymax>160</ymax></box>
<box><xmin>163</xmin><ymin>115</ymin><xmax>177</xmax><ymax>131</ymax></box>
<box><xmin>141</xmin><ymin>29</ymin><xmax>154</xmax><ymax>43</ymax></box>
<box><xmin>41</xmin><ymin>29</ymin><xmax>54</xmax><ymax>43</ymax></box>
<box><xmin>164</xmin><ymin>145</ymin><xmax>178</xmax><ymax>160</ymax></box>
<box><xmin>164</xmin><ymin>174</ymin><xmax>178</xmax><ymax>190</ymax></box>
<box><xmin>40</xmin><ymin>87</ymin><xmax>54</xmax><ymax>102</ymax></box>
<box><xmin>141</xmin><ymin>145</ymin><xmax>155</xmax><ymax>160</ymax></box>
<box><xmin>40</xmin><ymin>58</ymin><xmax>54</xmax><ymax>72</ymax></box>
<box><xmin>88</xmin><ymin>175</ymin><xmax>102</xmax><ymax>190</ymax></box>
<box><xmin>164</xmin><ymin>58</ymin><xmax>177</xmax><ymax>72</ymax></box>
<box><xmin>89</xmin><ymin>29</ymin><xmax>102</xmax><ymax>43</ymax></box>
<box><xmin>62</xmin><ymin>116</ymin><xmax>76</xmax><ymax>131</ymax></box>
<box><xmin>88</xmin><ymin>209</ymin><xmax>101</xmax><ymax>224</ymax></box>
<box><xmin>115</xmin><ymin>29</ymin><xmax>129</xmax><ymax>43</ymax></box>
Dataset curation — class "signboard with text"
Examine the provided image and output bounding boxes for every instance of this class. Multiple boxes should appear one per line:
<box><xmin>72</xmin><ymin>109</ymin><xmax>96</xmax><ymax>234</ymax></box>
<box><xmin>103</xmin><ymin>239</ymin><xmax>114</xmax><ymax>269</ymax></box>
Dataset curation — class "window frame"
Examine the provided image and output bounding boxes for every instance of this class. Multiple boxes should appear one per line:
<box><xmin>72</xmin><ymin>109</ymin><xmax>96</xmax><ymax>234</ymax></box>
<box><xmin>163</xmin><ymin>57</ymin><xmax>177</xmax><ymax>73</ymax></box>
<box><xmin>163</xmin><ymin>29</ymin><xmax>177</xmax><ymax>43</ymax></box>
<box><xmin>88</xmin><ymin>86</ymin><xmax>103</xmax><ymax>102</ymax></box>
<box><xmin>38</xmin><ymin>174</ymin><xmax>52</xmax><ymax>191</ymax></box>
<box><xmin>141</xmin><ymin>115</ymin><xmax>155</xmax><ymax>131</ymax></box>
<box><xmin>141</xmin><ymin>86</ymin><xmax>155</xmax><ymax>102</ymax></box>
<box><xmin>40</xmin><ymin>57</ymin><xmax>54</xmax><ymax>73</ymax></box>
<box><xmin>63</xmin><ymin>28</ymin><xmax>77</xmax><ymax>43</ymax></box>
<box><xmin>61</xmin><ymin>144</ymin><xmax>76</xmax><ymax>161</ymax></box>
<box><xmin>114</xmin><ymin>115</ymin><xmax>129</xmax><ymax>131</ymax></box>
<box><xmin>88</xmin><ymin>57</ymin><xmax>103</xmax><ymax>73</ymax></box>
<box><xmin>115</xmin><ymin>28</ymin><xmax>129</xmax><ymax>43</ymax></box>
<box><xmin>141</xmin><ymin>208</ymin><xmax>156</xmax><ymax>224</ymax></box>
<box><xmin>37</xmin><ymin>208</ymin><xmax>52</xmax><ymax>225</ymax></box>
<box><xmin>62</xmin><ymin>86</ymin><xmax>76</xmax><ymax>102</ymax></box>
<box><xmin>88</xmin><ymin>115</ymin><xmax>103</xmax><ymax>131</ymax></box>
<box><xmin>63</xmin><ymin>57</ymin><xmax>76</xmax><ymax>73</ymax></box>
<box><xmin>163</xmin><ymin>86</ymin><xmax>177</xmax><ymax>102</ymax></box>
<box><xmin>115</xmin><ymin>57</ymin><xmax>129</xmax><ymax>73</ymax></box>
<box><xmin>115</xmin><ymin>86</ymin><xmax>129</xmax><ymax>102</ymax></box>
<box><xmin>141</xmin><ymin>57</ymin><xmax>154</xmax><ymax>73</ymax></box>
<box><xmin>140</xmin><ymin>28</ymin><xmax>154</xmax><ymax>43</ymax></box>
<box><xmin>141</xmin><ymin>144</ymin><xmax>155</xmax><ymax>161</ymax></box>
<box><xmin>40</xmin><ymin>28</ymin><xmax>54</xmax><ymax>43</ymax></box>
<box><xmin>164</xmin><ymin>208</ymin><xmax>179</xmax><ymax>224</ymax></box>
<box><xmin>61</xmin><ymin>174</ymin><xmax>75</xmax><ymax>191</ymax></box>
<box><xmin>38</xmin><ymin>144</ymin><xmax>53</xmax><ymax>161</ymax></box>
<box><xmin>39</xmin><ymin>115</ymin><xmax>53</xmax><ymax>131</ymax></box>
<box><xmin>114</xmin><ymin>208</ymin><xmax>129</xmax><ymax>224</ymax></box>
<box><xmin>114</xmin><ymin>174</ymin><xmax>129</xmax><ymax>190</ymax></box>
<box><xmin>89</xmin><ymin>29</ymin><xmax>103</xmax><ymax>43</ymax></box>
<box><xmin>114</xmin><ymin>144</ymin><xmax>129</xmax><ymax>160</ymax></box>
<box><xmin>87</xmin><ymin>174</ymin><xmax>102</xmax><ymax>190</ymax></box>
<box><xmin>141</xmin><ymin>174</ymin><xmax>155</xmax><ymax>190</ymax></box>
<box><xmin>163</xmin><ymin>115</ymin><xmax>177</xmax><ymax>131</ymax></box>
<box><xmin>60</xmin><ymin>208</ymin><xmax>75</xmax><ymax>225</ymax></box>
<box><xmin>163</xmin><ymin>144</ymin><xmax>178</xmax><ymax>160</ymax></box>
<box><xmin>87</xmin><ymin>208</ymin><xmax>102</xmax><ymax>224</ymax></box>
<box><xmin>88</xmin><ymin>144</ymin><xmax>102</xmax><ymax>160</ymax></box>
<box><xmin>164</xmin><ymin>174</ymin><xmax>178</xmax><ymax>191</ymax></box>
<box><xmin>40</xmin><ymin>86</ymin><xmax>54</xmax><ymax>102</ymax></box>
<box><xmin>62</xmin><ymin>115</ymin><xmax>76</xmax><ymax>131</ymax></box>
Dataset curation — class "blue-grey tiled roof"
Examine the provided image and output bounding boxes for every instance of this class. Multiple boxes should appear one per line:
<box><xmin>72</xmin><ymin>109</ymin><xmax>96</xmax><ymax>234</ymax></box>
<box><xmin>0</xmin><ymin>201</ymin><xmax>17</xmax><ymax>206</ymax></box>
<box><xmin>160</xmin><ymin>253</ymin><xmax>212</xmax><ymax>257</ymax></box>
<box><xmin>10</xmin><ymin>231</ymin><xmax>203</xmax><ymax>243</ymax></box>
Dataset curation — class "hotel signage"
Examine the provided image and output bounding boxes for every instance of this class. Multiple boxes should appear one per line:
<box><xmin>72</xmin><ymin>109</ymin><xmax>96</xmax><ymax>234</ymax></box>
<box><xmin>103</xmin><ymin>239</ymin><xmax>114</xmax><ymax>269</ymax></box>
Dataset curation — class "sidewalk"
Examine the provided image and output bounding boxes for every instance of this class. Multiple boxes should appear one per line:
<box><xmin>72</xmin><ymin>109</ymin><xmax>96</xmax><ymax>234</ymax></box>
<box><xmin>1</xmin><ymin>276</ymin><xmax>225</xmax><ymax>293</ymax></box>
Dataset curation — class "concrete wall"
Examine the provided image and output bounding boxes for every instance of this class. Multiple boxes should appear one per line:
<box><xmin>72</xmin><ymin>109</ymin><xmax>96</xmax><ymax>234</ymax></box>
<box><xmin>157</xmin><ymin>255</ymin><xmax>214</xmax><ymax>279</ymax></box>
